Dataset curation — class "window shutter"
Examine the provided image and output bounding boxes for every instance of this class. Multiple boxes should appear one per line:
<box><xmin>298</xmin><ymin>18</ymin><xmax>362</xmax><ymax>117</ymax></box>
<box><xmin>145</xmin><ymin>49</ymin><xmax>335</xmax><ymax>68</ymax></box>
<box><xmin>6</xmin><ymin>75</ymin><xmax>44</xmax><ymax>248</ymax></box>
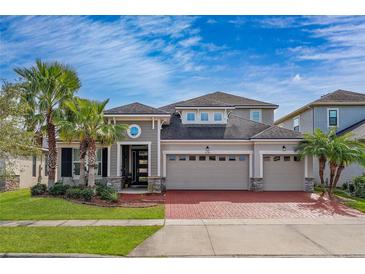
<box><xmin>102</xmin><ymin>148</ymin><xmax>108</xmax><ymax>177</ymax></box>
<box><xmin>61</xmin><ymin>148</ymin><xmax>72</xmax><ymax>177</ymax></box>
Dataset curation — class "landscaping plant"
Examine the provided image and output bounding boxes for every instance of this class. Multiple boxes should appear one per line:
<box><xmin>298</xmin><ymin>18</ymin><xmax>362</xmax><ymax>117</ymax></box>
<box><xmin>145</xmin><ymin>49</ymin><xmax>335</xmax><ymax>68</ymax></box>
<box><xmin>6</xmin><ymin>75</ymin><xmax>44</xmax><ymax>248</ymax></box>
<box><xmin>30</xmin><ymin>183</ymin><xmax>47</xmax><ymax>196</ymax></box>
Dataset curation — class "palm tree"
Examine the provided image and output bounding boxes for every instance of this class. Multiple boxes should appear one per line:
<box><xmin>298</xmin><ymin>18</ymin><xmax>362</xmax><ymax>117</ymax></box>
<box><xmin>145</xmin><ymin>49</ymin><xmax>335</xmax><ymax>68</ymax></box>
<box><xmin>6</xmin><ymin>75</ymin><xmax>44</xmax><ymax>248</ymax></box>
<box><xmin>296</xmin><ymin>128</ymin><xmax>332</xmax><ymax>195</ymax></box>
<box><xmin>15</xmin><ymin>60</ymin><xmax>81</xmax><ymax>187</ymax></box>
<box><xmin>59</xmin><ymin>98</ymin><xmax>127</xmax><ymax>186</ymax></box>
<box><xmin>56</xmin><ymin>98</ymin><xmax>89</xmax><ymax>185</ymax></box>
<box><xmin>327</xmin><ymin>132</ymin><xmax>365</xmax><ymax>197</ymax></box>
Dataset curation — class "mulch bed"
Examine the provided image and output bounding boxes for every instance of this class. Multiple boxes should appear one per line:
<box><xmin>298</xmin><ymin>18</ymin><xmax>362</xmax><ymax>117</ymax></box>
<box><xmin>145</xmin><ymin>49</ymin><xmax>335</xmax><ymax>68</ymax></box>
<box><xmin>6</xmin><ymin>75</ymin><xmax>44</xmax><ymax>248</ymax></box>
<box><xmin>34</xmin><ymin>193</ymin><xmax>166</xmax><ymax>208</ymax></box>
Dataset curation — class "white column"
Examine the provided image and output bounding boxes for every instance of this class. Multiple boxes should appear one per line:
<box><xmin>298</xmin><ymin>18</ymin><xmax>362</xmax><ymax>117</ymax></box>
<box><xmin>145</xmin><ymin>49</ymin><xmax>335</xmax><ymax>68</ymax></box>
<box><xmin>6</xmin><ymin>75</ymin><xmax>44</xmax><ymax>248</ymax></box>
<box><xmin>117</xmin><ymin>144</ymin><xmax>121</xmax><ymax>177</ymax></box>
<box><xmin>107</xmin><ymin>146</ymin><xmax>111</xmax><ymax>177</ymax></box>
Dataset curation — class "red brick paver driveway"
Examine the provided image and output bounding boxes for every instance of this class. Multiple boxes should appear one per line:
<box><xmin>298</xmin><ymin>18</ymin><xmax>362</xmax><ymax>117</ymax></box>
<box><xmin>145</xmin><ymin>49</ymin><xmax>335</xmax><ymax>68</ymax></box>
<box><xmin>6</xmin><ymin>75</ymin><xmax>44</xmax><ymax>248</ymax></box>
<box><xmin>165</xmin><ymin>190</ymin><xmax>364</xmax><ymax>219</ymax></box>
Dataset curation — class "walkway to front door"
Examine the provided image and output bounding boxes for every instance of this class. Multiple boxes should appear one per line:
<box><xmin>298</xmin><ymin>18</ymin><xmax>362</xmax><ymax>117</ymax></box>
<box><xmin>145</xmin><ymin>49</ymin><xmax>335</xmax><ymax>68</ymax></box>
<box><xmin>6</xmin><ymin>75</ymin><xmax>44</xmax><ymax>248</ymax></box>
<box><xmin>165</xmin><ymin>191</ymin><xmax>364</xmax><ymax>219</ymax></box>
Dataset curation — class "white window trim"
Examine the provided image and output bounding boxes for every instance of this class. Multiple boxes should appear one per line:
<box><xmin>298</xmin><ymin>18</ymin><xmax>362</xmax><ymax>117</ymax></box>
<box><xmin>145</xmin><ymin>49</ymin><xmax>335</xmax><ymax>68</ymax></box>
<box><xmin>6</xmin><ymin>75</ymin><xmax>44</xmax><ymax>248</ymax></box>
<box><xmin>127</xmin><ymin>124</ymin><xmax>142</xmax><ymax>139</ymax></box>
<box><xmin>72</xmin><ymin>148</ymin><xmax>80</xmax><ymax>178</ymax></box>
<box><xmin>186</xmin><ymin>112</ymin><xmax>196</xmax><ymax>121</ymax></box>
<box><xmin>250</xmin><ymin>109</ymin><xmax>262</xmax><ymax>123</ymax></box>
<box><xmin>293</xmin><ymin>115</ymin><xmax>300</xmax><ymax>131</ymax></box>
<box><xmin>72</xmin><ymin>148</ymin><xmax>103</xmax><ymax>178</ymax></box>
<box><xmin>327</xmin><ymin>108</ymin><xmax>339</xmax><ymax>128</ymax></box>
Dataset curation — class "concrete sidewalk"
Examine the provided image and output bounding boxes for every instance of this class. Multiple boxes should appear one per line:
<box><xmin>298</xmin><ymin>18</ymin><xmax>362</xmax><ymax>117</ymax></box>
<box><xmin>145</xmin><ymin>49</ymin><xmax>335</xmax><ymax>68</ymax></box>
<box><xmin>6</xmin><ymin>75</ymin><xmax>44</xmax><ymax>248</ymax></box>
<box><xmin>0</xmin><ymin>219</ymin><xmax>165</xmax><ymax>227</ymax></box>
<box><xmin>130</xmin><ymin>217</ymin><xmax>365</xmax><ymax>257</ymax></box>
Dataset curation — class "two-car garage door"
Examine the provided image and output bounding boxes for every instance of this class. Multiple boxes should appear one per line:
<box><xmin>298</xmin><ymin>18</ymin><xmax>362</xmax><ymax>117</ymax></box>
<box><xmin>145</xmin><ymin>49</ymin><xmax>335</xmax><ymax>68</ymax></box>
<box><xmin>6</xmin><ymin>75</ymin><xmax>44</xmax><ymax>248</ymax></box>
<box><xmin>166</xmin><ymin>154</ymin><xmax>249</xmax><ymax>190</ymax></box>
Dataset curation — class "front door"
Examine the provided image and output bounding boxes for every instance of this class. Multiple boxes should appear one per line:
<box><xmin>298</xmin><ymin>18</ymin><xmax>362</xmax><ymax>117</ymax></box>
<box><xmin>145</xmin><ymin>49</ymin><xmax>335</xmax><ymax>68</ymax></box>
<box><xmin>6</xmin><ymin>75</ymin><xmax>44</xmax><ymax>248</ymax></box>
<box><xmin>131</xmin><ymin>148</ymin><xmax>148</xmax><ymax>186</ymax></box>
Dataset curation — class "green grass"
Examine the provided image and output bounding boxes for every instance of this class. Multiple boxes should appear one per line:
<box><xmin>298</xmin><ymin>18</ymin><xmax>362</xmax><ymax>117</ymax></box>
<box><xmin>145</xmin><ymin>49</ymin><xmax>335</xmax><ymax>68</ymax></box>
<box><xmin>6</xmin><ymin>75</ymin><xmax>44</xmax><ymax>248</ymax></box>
<box><xmin>0</xmin><ymin>189</ymin><xmax>164</xmax><ymax>220</ymax></box>
<box><xmin>0</xmin><ymin>226</ymin><xmax>160</xmax><ymax>256</ymax></box>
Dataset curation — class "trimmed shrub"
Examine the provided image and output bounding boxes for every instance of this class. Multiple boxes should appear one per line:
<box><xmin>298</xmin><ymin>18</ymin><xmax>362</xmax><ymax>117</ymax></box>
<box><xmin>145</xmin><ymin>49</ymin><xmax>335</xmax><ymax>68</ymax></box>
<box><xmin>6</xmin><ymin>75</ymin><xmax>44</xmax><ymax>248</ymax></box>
<box><xmin>65</xmin><ymin>187</ymin><xmax>82</xmax><ymax>199</ymax></box>
<box><xmin>342</xmin><ymin>182</ymin><xmax>348</xmax><ymax>190</ymax></box>
<box><xmin>49</xmin><ymin>182</ymin><xmax>69</xmax><ymax>196</ymax></box>
<box><xmin>31</xmin><ymin>183</ymin><xmax>47</xmax><ymax>196</ymax></box>
<box><xmin>349</xmin><ymin>183</ymin><xmax>355</xmax><ymax>193</ymax></box>
<box><xmin>80</xmin><ymin>188</ymin><xmax>94</xmax><ymax>201</ymax></box>
<box><xmin>352</xmin><ymin>175</ymin><xmax>365</xmax><ymax>198</ymax></box>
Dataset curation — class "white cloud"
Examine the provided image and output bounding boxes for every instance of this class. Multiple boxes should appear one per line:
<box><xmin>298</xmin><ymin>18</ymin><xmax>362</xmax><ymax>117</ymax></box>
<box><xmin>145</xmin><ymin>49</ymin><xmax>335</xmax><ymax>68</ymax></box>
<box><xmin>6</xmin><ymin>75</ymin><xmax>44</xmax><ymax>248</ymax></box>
<box><xmin>292</xmin><ymin>74</ymin><xmax>302</xmax><ymax>81</ymax></box>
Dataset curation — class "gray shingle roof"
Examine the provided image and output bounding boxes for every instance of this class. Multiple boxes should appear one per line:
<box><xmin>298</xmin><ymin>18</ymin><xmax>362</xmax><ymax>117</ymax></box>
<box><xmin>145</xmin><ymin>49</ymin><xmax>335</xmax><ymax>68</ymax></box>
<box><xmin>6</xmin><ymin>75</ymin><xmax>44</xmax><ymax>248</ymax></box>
<box><xmin>104</xmin><ymin>102</ymin><xmax>168</xmax><ymax>115</ymax></box>
<box><xmin>251</xmin><ymin>126</ymin><xmax>303</xmax><ymax>139</ymax></box>
<box><xmin>159</xmin><ymin>91</ymin><xmax>278</xmax><ymax>113</ymax></box>
<box><xmin>161</xmin><ymin>113</ymin><xmax>301</xmax><ymax>140</ymax></box>
<box><xmin>336</xmin><ymin>118</ymin><xmax>365</xmax><ymax>136</ymax></box>
<box><xmin>312</xmin><ymin>89</ymin><xmax>365</xmax><ymax>104</ymax></box>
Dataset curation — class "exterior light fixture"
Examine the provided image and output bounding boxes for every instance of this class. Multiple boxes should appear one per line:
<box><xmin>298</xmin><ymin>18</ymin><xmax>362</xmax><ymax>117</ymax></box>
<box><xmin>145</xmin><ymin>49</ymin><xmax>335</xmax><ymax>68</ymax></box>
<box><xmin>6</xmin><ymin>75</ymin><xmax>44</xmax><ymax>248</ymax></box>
<box><xmin>205</xmin><ymin>146</ymin><xmax>210</xmax><ymax>153</ymax></box>
<box><xmin>282</xmin><ymin>145</ymin><xmax>287</xmax><ymax>151</ymax></box>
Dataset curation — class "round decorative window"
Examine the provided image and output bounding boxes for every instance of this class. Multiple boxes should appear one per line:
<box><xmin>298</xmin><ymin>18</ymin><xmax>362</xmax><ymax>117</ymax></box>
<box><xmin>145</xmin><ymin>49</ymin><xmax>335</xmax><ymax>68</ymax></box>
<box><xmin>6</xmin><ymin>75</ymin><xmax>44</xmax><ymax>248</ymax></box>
<box><xmin>127</xmin><ymin>124</ymin><xmax>142</xmax><ymax>138</ymax></box>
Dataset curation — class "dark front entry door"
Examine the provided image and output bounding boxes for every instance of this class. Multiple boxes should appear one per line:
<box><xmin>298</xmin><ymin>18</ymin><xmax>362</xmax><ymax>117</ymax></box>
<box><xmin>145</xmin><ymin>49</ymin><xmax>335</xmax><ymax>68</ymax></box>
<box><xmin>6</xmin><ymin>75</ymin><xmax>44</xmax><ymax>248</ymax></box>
<box><xmin>131</xmin><ymin>148</ymin><xmax>148</xmax><ymax>186</ymax></box>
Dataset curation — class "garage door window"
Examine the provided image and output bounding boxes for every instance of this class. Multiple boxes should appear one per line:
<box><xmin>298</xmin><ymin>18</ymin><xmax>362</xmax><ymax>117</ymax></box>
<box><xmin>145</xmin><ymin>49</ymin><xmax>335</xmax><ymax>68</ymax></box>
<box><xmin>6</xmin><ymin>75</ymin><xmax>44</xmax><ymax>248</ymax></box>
<box><xmin>168</xmin><ymin>155</ymin><xmax>176</xmax><ymax>161</ymax></box>
<box><xmin>209</xmin><ymin>155</ymin><xmax>216</xmax><ymax>161</ymax></box>
<box><xmin>263</xmin><ymin>156</ymin><xmax>271</xmax><ymax>161</ymax></box>
<box><xmin>179</xmin><ymin>155</ymin><xmax>187</xmax><ymax>161</ymax></box>
<box><xmin>273</xmin><ymin>156</ymin><xmax>280</xmax><ymax>161</ymax></box>
<box><xmin>189</xmin><ymin>155</ymin><xmax>196</xmax><ymax>161</ymax></box>
<box><xmin>199</xmin><ymin>156</ymin><xmax>206</xmax><ymax>161</ymax></box>
<box><xmin>239</xmin><ymin>155</ymin><xmax>246</xmax><ymax>161</ymax></box>
<box><xmin>218</xmin><ymin>156</ymin><xmax>226</xmax><ymax>161</ymax></box>
<box><xmin>228</xmin><ymin>155</ymin><xmax>236</xmax><ymax>161</ymax></box>
<box><xmin>294</xmin><ymin>156</ymin><xmax>301</xmax><ymax>162</ymax></box>
<box><xmin>284</xmin><ymin>156</ymin><xmax>291</xmax><ymax>161</ymax></box>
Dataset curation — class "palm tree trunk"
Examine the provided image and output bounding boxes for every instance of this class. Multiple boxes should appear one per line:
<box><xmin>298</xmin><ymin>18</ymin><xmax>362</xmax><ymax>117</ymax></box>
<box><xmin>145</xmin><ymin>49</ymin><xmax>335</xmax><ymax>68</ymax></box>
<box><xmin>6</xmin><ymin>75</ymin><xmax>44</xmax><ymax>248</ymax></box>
<box><xmin>328</xmin><ymin>161</ymin><xmax>337</xmax><ymax>198</ymax></box>
<box><xmin>318</xmin><ymin>156</ymin><xmax>326</xmax><ymax>195</ymax></box>
<box><xmin>87</xmin><ymin>139</ymin><xmax>96</xmax><ymax>187</ymax></box>
<box><xmin>46</xmin><ymin>113</ymin><xmax>57</xmax><ymax>188</ymax></box>
<box><xmin>79</xmin><ymin>139</ymin><xmax>88</xmax><ymax>186</ymax></box>
<box><xmin>333</xmin><ymin>164</ymin><xmax>345</xmax><ymax>191</ymax></box>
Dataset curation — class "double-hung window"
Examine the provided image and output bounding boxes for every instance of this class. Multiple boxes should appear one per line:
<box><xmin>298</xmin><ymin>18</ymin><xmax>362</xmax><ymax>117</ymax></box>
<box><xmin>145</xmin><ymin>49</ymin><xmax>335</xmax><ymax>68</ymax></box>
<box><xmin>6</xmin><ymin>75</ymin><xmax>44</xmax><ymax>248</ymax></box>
<box><xmin>72</xmin><ymin>148</ymin><xmax>80</xmax><ymax>176</ymax></box>
<box><xmin>200</xmin><ymin>112</ymin><xmax>209</xmax><ymax>121</ymax></box>
<box><xmin>328</xmin><ymin>108</ymin><xmax>339</xmax><ymax>127</ymax></box>
<box><xmin>214</xmin><ymin>112</ymin><xmax>223</xmax><ymax>122</ymax></box>
<box><xmin>250</xmin><ymin>109</ymin><xmax>262</xmax><ymax>123</ymax></box>
<box><xmin>187</xmin><ymin>112</ymin><xmax>195</xmax><ymax>121</ymax></box>
<box><xmin>96</xmin><ymin>148</ymin><xmax>102</xmax><ymax>176</ymax></box>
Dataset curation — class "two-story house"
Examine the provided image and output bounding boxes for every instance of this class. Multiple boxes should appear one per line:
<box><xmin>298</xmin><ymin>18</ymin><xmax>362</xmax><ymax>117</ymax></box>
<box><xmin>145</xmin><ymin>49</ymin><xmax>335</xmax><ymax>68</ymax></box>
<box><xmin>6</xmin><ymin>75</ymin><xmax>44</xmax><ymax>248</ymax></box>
<box><xmin>56</xmin><ymin>91</ymin><xmax>314</xmax><ymax>192</ymax></box>
<box><xmin>275</xmin><ymin>89</ymin><xmax>365</xmax><ymax>185</ymax></box>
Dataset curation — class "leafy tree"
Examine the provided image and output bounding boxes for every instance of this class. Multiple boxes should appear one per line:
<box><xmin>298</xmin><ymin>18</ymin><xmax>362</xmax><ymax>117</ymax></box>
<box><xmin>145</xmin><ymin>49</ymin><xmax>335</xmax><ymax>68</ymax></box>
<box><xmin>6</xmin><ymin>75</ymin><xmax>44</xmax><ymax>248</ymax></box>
<box><xmin>58</xmin><ymin>98</ymin><xmax>126</xmax><ymax>186</ymax></box>
<box><xmin>0</xmin><ymin>82</ymin><xmax>40</xmax><ymax>179</ymax></box>
<box><xmin>15</xmin><ymin>60</ymin><xmax>81</xmax><ymax>187</ymax></box>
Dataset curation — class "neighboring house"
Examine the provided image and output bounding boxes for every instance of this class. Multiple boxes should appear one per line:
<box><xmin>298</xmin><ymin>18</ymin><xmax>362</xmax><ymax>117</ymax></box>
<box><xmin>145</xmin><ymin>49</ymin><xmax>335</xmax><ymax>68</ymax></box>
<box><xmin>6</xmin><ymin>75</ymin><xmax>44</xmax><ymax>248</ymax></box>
<box><xmin>56</xmin><ymin>91</ymin><xmax>314</xmax><ymax>192</ymax></box>
<box><xmin>275</xmin><ymin>89</ymin><xmax>365</xmax><ymax>185</ymax></box>
<box><xmin>0</xmin><ymin>151</ymin><xmax>49</xmax><ymax>191</ymax></box>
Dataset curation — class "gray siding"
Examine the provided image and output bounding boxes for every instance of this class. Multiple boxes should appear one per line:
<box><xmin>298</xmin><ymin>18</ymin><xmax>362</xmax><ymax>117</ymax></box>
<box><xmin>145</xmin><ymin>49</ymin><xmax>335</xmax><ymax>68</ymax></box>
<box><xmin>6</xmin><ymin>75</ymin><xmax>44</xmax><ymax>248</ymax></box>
<box><xmin>313</xmin><ymin>105</ymin><xmax>365</xmax><ymax>133</ymax></box>
<box><xmin>231</xmin><ymin>108</ymin><xmax>274</xmax><ymax>125</ymax></box>
<box><xmin>278</xmin><ymin>108</ymin><xmax>313</xmax><ymax>133</ymax></box>
<box><xmin>109</xmin><ymin>120</ymin><xmax>159</xmax><ymax>176</ymax></box>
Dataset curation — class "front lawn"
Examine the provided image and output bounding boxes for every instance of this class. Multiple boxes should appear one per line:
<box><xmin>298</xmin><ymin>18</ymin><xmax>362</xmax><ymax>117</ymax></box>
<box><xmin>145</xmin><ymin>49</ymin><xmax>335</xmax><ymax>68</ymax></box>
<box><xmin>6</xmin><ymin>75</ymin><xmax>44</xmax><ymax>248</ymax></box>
<box><xmin>333</xmin><ymin>189</ymin><xmax>365</xmax><ymax>214</ymax></box>
<box><xmin>0</xmin><ymin>189</ymin><xmax>164</xmax><ymax>220</ymax></box>
<box><xmin>0</xmin><ymin>226</ymin><xmax>160</xmax><ymax>256</ymax></box>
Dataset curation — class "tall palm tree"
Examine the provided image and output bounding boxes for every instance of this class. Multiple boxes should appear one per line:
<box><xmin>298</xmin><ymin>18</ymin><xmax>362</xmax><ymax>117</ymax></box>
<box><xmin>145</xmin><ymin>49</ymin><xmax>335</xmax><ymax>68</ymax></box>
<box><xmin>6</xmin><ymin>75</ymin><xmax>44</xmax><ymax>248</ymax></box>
<box><xmin>327</xmin><ymin>132</ymin><xmax>365</xmax><ymax>197</ymax></box>
<box><xmin>296</xmin><ymin>128</ymin><xmax>332</xmax><ymax>195</ymax></box>
<box><xmin>56</xmin><ymin>98</ymin><xmax>89</xmax><ymax>185</ymax></box>
<box><xmin>15</xmin><ymin>60</ymin><xmax>81</xmax><ymax>187</ymax></box>
<box><xmin>59</xmin><ymin>98</ymin><xmax>127</xmax><ymax>186</ymax></box>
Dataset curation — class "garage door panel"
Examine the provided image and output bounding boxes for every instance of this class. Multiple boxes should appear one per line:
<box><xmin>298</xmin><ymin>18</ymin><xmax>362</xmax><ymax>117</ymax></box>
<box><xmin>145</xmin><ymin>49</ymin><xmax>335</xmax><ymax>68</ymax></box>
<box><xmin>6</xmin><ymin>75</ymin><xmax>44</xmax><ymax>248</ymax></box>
<box><xmin>263</xmin><ymin>155</ymin><xmax>304</xmax><ymax>191</ymax></box>
<box><xmin>166</xmin><ymin>154</ymin><xmax>249</xmax><ymax>190</ymax></box>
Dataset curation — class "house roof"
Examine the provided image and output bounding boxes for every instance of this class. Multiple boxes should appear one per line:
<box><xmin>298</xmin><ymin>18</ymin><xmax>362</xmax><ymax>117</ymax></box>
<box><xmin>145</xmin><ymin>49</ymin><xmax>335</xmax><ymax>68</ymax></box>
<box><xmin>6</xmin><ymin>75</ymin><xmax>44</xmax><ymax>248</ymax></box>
<box><xmin>104</xmin><ymin>102</ymin><xmax>169</xmax><ymax>115</ymax></box>
<box><xmin>275</xmin><ymin>89</ymin><xmax>365</xmax><ymax>125</ymax></box>
<box><xmin>251</xmin><ymin>125</ymin><xmax>303</xmax><ymax>139</ymax></box>
<box><xmin>336</xmin><ymin>118</ymin><xmax>365</xmax><ymax>136</ymax></box>
<box><xmin>161</xmin><ymin>113</ymin><xmax>301</xmax><ymax>140</ymax></box>
<box><xmin>159</xmin><ymin>91</ymin><xmax>278</xmax><ymax>113</ymax></box>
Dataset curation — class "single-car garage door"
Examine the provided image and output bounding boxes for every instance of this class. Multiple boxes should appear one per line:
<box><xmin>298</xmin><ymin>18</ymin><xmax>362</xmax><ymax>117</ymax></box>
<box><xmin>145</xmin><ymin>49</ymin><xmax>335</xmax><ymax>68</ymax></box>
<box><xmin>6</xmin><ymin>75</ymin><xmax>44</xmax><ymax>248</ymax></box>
<box><xmin>166</xmin><ymin>154</ymin><xmax>249</xmax><ymax>190</ymax></box>
<box><xmin>263</xmin><ymin>155</ymin><xmax>304</xmax><ymax>191</ymax></box>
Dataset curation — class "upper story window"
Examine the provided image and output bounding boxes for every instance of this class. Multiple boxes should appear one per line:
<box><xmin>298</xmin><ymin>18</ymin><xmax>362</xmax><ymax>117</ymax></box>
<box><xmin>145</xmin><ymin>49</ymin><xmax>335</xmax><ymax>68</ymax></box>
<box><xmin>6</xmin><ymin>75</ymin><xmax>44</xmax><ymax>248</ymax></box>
<box><xmin>250</xmin><ymin>109</ymin><xmax>262</xmax><ymax>123</ymax></box>
<box><xmin>200</xmin><ymin>112</ymin><xmax>209</xmax><ymax>121</ymax></box>
<box><xmin>328</xmin><ymin>108</ymin><xmax>339</xmax><ymax>127</ymax></box>
<box><xmin>187</xmin><ymin>112</ymin><xmax>196</xmax><ymax>121</ymax></box>
<box><xmin>293</xmin><ymin>116</ymin><xmax>300</xmax><ymax>132</ymax></box>
<box><xmin>214</xmin><ymin>112</ymin><xmax>223</xmax><ymax>121</ymax></box>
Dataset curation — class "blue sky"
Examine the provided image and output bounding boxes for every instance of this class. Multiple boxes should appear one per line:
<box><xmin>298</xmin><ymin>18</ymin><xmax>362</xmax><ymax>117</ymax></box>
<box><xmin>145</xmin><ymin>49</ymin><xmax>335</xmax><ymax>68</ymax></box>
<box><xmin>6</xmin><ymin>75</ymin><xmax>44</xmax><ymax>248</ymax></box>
<box><xmin>1</xmin><ymin>16</ymin><xmax>364</xmax><ymax>118</ymax></box>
